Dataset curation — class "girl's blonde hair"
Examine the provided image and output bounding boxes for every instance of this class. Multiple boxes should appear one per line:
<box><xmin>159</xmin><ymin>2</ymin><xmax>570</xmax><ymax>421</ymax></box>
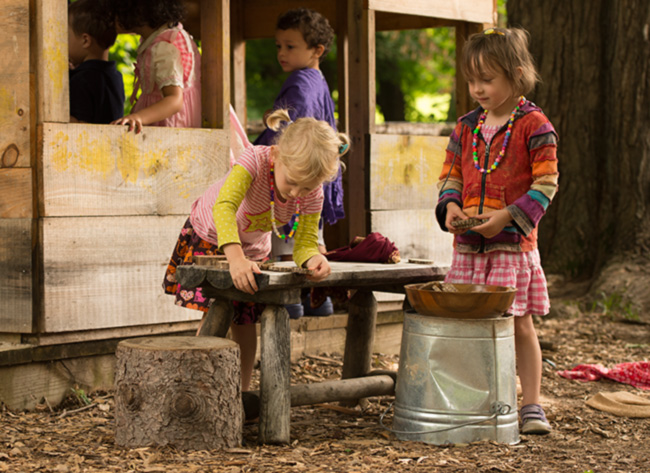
<box><xmin>266</xmin><ymin>109</ymin><xmax>348</xmax><ymax>183</ymax></box>
<box><xmin>461</xmin><ymin>27</ymin><xmax>540</xmax><ymax>95</ymax></box>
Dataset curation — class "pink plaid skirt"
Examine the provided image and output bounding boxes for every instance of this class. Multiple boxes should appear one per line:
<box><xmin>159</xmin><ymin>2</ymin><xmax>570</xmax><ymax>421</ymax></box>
<box><xmin>445</xmin><ymin>249</ymin><xmax>550</xmax><ymax>317</ymax></box>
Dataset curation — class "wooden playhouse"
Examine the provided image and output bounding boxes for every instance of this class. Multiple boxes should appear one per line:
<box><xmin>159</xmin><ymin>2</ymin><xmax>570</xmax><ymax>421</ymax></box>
<box><xmin>0</xmin><ymin>0</ymin><xmax>494</xmax><ymax>409</ymax></box>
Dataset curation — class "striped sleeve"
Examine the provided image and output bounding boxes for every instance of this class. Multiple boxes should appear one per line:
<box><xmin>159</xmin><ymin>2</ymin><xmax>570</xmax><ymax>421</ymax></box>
<box><xmin>509</xmin><ymin>120</ymin><xmax>559</xmax><ymax>236</ymax></box>
<box><xmin>213</xmin><ymin>164</ymin><xmax>252</xmax><ymax>249</ymax></box>
<box><xmin>435</xmin><ymin>123</ymin><xmax>465</xmax><ymax>231</ymax></box>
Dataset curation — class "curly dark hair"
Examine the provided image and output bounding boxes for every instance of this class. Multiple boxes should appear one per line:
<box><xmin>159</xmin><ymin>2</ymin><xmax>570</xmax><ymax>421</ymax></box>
<box><xmin>276</xmin><ymin>8</ymin><xmax>334</xmax><ymax>61</ymax></box>
<box><xmin>68</xmin><ymin>0</ymin><xmax>117</xmax><ymax>49</ymax></box>
<box><xmin>108</xmin><ymin>0</ymin><xmax>186</xmax><ymax>32</ymax></box>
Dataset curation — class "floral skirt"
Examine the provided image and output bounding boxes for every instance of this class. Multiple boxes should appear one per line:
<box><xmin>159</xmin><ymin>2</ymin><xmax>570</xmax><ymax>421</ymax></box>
<box><xmin>163</xmin><ymin>218</ymin><xmax>264</xmax><ymax>325</ymax></box>
<box><xmin>444</xmin><ymin>249</ymin><xmax>550</xmax><ymax>317</ymax></box>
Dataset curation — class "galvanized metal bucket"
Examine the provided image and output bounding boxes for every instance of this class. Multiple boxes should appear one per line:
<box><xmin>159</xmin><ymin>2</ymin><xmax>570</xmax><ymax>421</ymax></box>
<box><xmin>392</xmin><ymin>311</ymin><xmax>519</xmax><ymax>445</ymax></box>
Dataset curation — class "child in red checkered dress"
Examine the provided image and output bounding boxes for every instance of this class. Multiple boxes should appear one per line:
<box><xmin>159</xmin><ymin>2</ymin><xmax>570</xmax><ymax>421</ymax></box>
<box><xmin>109</xmin><ymin>0</ymin><xmax>201</xmax><ymax>133</ymax></box>
<box><xmin>436</xmin><ymin>27</ymin><xmax>559</xmax><ymax>435</ymax></box>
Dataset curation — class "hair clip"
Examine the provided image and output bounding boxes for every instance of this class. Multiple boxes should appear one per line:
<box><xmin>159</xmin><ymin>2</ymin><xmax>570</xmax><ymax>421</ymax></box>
<box><xmin>484</xmin><ymin>28</ymin><xmax>505</xmax><ymax>36</ymax></box>
<box><xmin>339</xmin><ymin>143</ymin><xmax>349</xmax><ymax>155</ymax></box>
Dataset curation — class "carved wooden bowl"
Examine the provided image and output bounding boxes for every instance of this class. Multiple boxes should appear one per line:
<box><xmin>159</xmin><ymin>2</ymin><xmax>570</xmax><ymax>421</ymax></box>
<box><xmin>404</xmin><ymin>282</ymin><xmax>517</xmax><ymax>319</ymax></box>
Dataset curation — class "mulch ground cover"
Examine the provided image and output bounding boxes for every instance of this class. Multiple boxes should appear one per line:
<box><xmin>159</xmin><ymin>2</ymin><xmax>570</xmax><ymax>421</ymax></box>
<box><xmin>1</xmin><ymin>295</ymin><xmax>649</xmax><ymax>472</ymax></box>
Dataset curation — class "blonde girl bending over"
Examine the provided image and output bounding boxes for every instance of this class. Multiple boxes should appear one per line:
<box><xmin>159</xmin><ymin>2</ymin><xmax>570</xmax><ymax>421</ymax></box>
<box><xmin>164</xmin><ymin>109</ymin><xmax>349</xmax><ymax>390</ymax></box>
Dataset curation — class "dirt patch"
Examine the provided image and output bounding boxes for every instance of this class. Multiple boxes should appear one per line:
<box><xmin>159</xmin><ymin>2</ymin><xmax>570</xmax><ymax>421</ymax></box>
<box><xmin>1</xmin><ymin>303</ymin><xmax>649</xmax><ymax>473</ymax></box>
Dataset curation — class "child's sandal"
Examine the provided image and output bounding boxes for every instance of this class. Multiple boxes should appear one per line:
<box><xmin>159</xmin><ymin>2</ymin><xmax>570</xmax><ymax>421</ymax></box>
<box><xmin>520</xmin><ymin>403</ymin><xmax>552</xmax><ymax>435</ymax></box>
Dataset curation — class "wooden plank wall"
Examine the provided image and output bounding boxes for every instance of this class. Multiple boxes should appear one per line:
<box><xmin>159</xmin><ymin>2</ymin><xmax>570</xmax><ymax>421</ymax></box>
<box><xmin>38</xmin><ymin>125</ymin><xmax>230</xmax><ymax>333</ymax></box>
<box><xmin>1</xmin><ymin>0</ymin><xmax>33</xmax><ymax>332</ymax></box>
<box><xmin>369</xmin><ymin>134</ymin><xmax>453</xmax><ymax>266</ymax></box>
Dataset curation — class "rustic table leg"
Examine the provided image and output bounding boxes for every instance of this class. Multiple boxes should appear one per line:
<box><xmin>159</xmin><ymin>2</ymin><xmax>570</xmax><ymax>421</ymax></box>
<box><xmin>197</xmin><ymin>298</ymin><xmax>234</xmax><ymax>337</ymax></box>
<box><xmin>259</xmin><ymin>303</ymin><xmax>291</xmax><ymax>444</ymax></box>
<box><xmin>342</xmin><ymin>290</ymin><xmax>378</xmax><ymax>381</ymax></box>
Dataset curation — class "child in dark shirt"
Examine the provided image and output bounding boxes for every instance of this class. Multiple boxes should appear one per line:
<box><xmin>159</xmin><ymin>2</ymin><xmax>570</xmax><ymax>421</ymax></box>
<box><xmin>68</xmin><ymin>0</ymin><xmax>125</xmax><ymax>124</ymax></box>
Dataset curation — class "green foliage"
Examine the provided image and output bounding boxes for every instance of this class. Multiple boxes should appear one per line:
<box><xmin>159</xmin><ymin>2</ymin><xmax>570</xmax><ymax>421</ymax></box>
<box><xmin>109</xmin><ymin>34</ymin><xmax>139</xmax><ymax>115</ymax></box>
<box><xmin>376</xmin><ymin>28</ymin><xmax>456</xmax><ymax>122</ymax></box>
<box><xmin>591</xmin><ymin>290</ymin><xmax>640</xmax><ymax>322</ymax></box>
<box><xmin>70</xmin><ymin>386</ymin><xmax>91</xmax><ymax>406</ymax></box>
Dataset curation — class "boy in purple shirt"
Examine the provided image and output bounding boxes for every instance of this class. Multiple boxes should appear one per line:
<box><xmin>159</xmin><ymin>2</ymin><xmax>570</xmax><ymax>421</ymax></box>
<box><xmin>255</xmin><ymin>8</ymin><xmax>344</xmax><ymax>317</ymax></box>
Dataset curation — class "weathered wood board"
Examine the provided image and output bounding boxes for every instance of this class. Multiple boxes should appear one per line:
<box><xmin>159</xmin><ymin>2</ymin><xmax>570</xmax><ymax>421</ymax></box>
<box><xmin>241</xmin><ymin>0</ymin><xmax>336</xmax><ymax>39</ymax></box>
<box><xmin>367</xmin><ymin>0</ymin><xmax>494</xmax><ymax>24</ymax></box>
<box><xmin>370</xmin><ymin>209</ymin><xmax>453</xmax><ymax>266</ymax></box>
<box><xmin>40</xmin><ymin>215</ymin><xmax>200</xmax><ymax>332</ymax></box>
<box><xmin>36</xmin><ymin>0</ymin><xmax>68</xmax><ymax>123</ymax></box>
<box><xmin>1</xmin><ymin>0</ymin><xmax>30</xmax><ymax>168</ymax></box>
<box><xmin>369</xmin><ymin>134</ymin><xmax>448</xmax><ymax>210</ymax></box>
<box><xmin>0</xmin><ymin>218</ymin><xmax>33</xmax><ymax>332</ymax></box>
<box><xmin>0</xmin><ymin>168</ymin><xmax>32</xmax><ymax>218</ymax></box>
<box><xmin>40</xmin><ymin>124</ymin><xmax>230</xmax><ymax>217</ymax></box>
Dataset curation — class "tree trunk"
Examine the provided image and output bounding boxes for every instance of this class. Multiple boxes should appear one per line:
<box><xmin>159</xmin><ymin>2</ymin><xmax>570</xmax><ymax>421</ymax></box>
<box><xmin>115</xmin><ymin>336</ymin><xmax>242</xmax><ymax>450</ymax></box>
<box><xmin>508</xmin><ymin>1</ymin><xmax>650</xmax><ymax>311</ymax></box>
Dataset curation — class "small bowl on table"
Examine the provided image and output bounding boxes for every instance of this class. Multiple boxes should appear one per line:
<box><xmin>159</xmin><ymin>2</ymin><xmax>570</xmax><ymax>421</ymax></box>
<box><xmin>404</xmin><ymin>282</ymin><xmax>516</xmax><ymax>319</ymax></box>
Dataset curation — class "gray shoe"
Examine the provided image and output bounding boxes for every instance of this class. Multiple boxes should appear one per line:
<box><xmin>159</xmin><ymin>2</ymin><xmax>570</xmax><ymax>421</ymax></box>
<box><xmin>520</xmin><ymin>403</ymin><xmax>552</xmax><ymax>435</ymax></box>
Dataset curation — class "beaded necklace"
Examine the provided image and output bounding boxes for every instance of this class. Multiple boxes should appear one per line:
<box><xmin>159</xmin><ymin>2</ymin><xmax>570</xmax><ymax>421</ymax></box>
<box><xmin>269</xmin><ymin>159</ymin><xmax>300</xmax><ymax>239</ymax></box>
<box><xmin>472</xmin><ymin>96</ymin><xmax>525</xmax><ymax>174</ymax></box>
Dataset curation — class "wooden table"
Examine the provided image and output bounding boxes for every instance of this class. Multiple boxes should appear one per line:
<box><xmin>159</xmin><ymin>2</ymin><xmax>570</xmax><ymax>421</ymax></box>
<box><xmin>176</xmin><ymin>261</ymin><xmax>447</xmax><ymax>444</ymax></box>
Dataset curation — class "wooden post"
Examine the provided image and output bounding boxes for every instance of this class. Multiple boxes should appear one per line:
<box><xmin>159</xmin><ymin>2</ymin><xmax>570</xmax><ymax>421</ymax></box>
<box><xmin>200</xmin><ymin>0</ymin><xmax>230</xmax><ymax>129</ymax></box>
<box><xmin>342</xmin><ymin>290</ymin><xmax>378</xmax><ymax>380</ymax></box>
<box><xmin>346</xmin><ymin>0</ymin><xmax>375</xmax><ymax>239</ymax></box>
<box><xmin>196</xmin><ymin>297</ymin><xmax>234</xmax><ymax>337</ymax></box>
<box><xmin>35</xmin><ymin>0</ymin><xmax>68</xmax><ymax>123</ymax></box>
<box><xmin>455</xmin><ymin>22</ymin><xmax>484</xmax><ymax>118</ymax></box>
<box><xmin>230</xmin><ymin>0</ymin><xmax>247</xmax><ymax>126</ymax></box>
<box><xmin>259</xmin><ymin>304</ymin><xmax>291</xmax><ymax>444</ymax></box>
<box><xmin>115</xmin><ymin>336</ymin><xmax>242</xmax><ymax>450</ymax></box>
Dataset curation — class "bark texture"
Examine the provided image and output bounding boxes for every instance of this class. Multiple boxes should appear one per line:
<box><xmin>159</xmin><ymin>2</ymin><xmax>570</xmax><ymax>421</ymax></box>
<box><xmin>115</xmin><ymin>336</ymin><xmax>242</xmax><ymax>450</ymax></box>
<box><xmin>508</xmin><ymin>1</ymin><xmax>650</xmax><ymax>277</ymax></box>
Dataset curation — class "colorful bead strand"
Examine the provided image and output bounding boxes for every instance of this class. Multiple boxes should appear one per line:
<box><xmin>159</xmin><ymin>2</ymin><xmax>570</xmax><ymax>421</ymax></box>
<box><xmin>270</xmin><ymin>160</ymin><xmax>300</xmax><ymax>240</ymax></box>
<box><xmin>472</xmin><ymin>96</ymin><xmax>525</xmax><ymax>174</ymax></box>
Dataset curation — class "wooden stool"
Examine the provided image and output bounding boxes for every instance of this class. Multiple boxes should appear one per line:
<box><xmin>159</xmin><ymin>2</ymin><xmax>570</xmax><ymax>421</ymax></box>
<box><xmin>115</xmin><ymin>336</ymin><xmax>242</xmax><ymax>450</ymax></box>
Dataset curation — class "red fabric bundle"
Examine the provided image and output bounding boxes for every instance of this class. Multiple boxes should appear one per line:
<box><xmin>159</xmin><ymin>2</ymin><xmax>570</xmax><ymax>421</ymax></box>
<box><xmin>325</xmin><ymin>232</ymin><xmax>400</xmax><ymax>264</ymax></box>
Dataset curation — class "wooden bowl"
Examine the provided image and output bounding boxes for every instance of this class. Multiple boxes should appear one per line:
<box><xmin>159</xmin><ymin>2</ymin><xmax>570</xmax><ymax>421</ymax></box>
<box><xmin>404</xmin><ymin>283</ymin><xmax>517</xmax><ymax>319</ymax></box>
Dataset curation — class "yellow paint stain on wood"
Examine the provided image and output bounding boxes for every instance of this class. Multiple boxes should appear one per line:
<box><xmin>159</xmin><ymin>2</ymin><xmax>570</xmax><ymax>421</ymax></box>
<box><xmin>0</xmin><ymin>87</ymin><xmax>16</xmax><ymax>124</ymax></box>
<box><xmin>374</xmin><ymin>136</ymin><xmax>447</xmax><ymax>189</ymax></box>
<box><xmin>51</xmin><ymin>131</ymin><xmax>72</xmax><ymax>170</ymax></box>
<box><xmin>48</xmin><ymin>129</ymin><xmax>208</xmax><ymax>194</ymax></box>
<box><xmin>370</xmin><ymin>135</ymin><xmax>449</xmax><ymax>209</ymax></box>
<box><xmin>44</xmin><ymin>45</ymin><xmax>66</xmax><ymax>95</ymax></box>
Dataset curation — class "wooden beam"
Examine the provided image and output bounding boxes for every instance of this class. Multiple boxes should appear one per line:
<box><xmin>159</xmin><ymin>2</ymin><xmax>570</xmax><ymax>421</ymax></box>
<box><xmin>455</xmin><ymin>22</ymin><xmax>484</xmax><ymax>118</ymax></box>
<box><xmin>375</xmin><ymin>12</ymin><xmax>463</xmax><ymax>31</ymax></box>
<box><xmin>2</xmin><ymin>0</ymin><xmax>30</xmax><ymax>168</ymax></box>
<box><xmin>0</xmin><ymin>168</ymin><xmax>33</xmax><ymax>218</ymax></box>
<box><xmin>35</xmin><ymin>0</ymin><xmax>68</xmax><ymax>123</ymax></box>
<box><xmin>367</xmin><ymin>0</ymin><xmax>495</xmax><ymax>25</ymax></box>
<box><xmin>346</xmin><ymin>0</ymin><xmax>375</xmax><ymax>239</ymax></box>
<box><xmin>0</xmin><ymin>218</ymin><xmax>33</xmax><ymax>333</ymax></box>
<box><xmin>230</xmin><ymin>0</ymin><xmax>247</xmax><ymax>126</ymax></box>
<box><xmin>201</xmin><ymin>0</ymin><xmax>230</xmax><ymax>128</ymax></box>
<box><xmin>242</xmin><ymin>0</ymin><xmax>337</xmax><ymax>40</ymax></box>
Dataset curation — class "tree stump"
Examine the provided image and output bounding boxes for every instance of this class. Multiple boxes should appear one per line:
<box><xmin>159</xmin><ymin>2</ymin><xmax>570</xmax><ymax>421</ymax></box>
<box><xmin>115</xmin><ymin>336</ymin><xmax>242</xmax><ymax>450</ymax></box>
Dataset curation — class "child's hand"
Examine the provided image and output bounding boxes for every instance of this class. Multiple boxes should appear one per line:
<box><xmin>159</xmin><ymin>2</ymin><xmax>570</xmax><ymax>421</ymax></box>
<box><xmin>228</xmin><ymin>256</ymin><xmax>261</xmax><ymax>294</ymax></box>
<box><xmin>445</xmin><ymin>202</ymin><xmax>470</xmax><ymax>234</ymax></box>
<box><xmin>112</xmin><ymin>114</ymin><xmax>145</xmax><ymax>134</ymax></box>
<box><xmin>472</xmin><ymin>208</ymin><xmax>513</xmax><ymax>239</ymax></box>
<box><xmin>304</xmin><ymin>254</ymin><xmax>331</xmax><ymax>282</ymax></box>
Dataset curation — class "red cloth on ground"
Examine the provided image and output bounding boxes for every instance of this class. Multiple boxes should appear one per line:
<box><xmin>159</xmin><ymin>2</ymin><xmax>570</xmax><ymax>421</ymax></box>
<box><xmin>557</xmin><ymin>361</ymin><xmax>650</xmax><ymax>390</ymax></box>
